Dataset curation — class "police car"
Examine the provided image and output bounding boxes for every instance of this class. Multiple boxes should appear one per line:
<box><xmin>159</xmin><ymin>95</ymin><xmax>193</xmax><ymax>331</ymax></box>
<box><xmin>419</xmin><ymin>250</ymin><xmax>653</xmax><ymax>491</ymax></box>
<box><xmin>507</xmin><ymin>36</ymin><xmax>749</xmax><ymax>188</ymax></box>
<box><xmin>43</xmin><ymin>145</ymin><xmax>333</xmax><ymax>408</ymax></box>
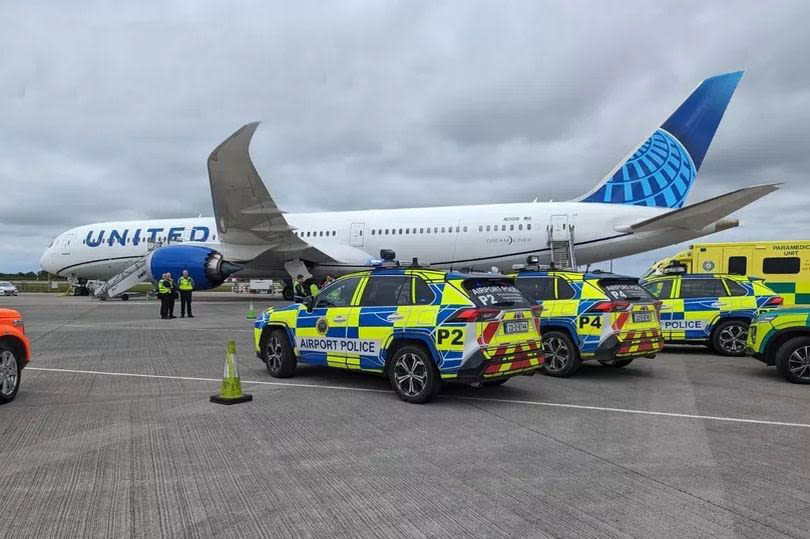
<box><xmin>746</xmin><ymin>307</ymin><xmax>810</xmax><ymax>384</ymax></box>
<box><xmin>510</xmin><ymin>260</ymin><xmax>663</xmax><ymax>377</ymax></box>
<box><xmin>641</xmin><ymin>263</ymin><xmax>783</xmax><ymax>356</ymax></box>
<box><xmin>254</xmin><ymin>251</ymin><xmax>544</xmax><ymax>403</ymax></box>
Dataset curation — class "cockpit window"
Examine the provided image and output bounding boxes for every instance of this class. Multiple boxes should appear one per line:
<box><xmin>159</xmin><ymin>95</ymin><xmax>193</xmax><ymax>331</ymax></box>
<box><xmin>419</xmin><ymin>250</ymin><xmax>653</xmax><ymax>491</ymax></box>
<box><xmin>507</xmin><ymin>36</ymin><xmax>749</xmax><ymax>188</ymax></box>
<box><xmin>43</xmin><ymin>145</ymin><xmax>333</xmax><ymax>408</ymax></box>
<box><xmin>48</xmin><ymin>239</ymin><xmax>54</xmax><ymax>247</ymax></box>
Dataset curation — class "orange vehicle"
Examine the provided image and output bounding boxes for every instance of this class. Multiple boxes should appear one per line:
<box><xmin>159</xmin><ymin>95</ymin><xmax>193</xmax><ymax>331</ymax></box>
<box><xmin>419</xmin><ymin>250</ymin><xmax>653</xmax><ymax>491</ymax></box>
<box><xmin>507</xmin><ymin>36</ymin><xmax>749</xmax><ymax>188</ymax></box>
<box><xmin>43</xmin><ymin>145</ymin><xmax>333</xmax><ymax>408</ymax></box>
<box><xmin>0</xmin><ymin>308</ymin><xmax>31</xmax><ymax>404</ymax></box>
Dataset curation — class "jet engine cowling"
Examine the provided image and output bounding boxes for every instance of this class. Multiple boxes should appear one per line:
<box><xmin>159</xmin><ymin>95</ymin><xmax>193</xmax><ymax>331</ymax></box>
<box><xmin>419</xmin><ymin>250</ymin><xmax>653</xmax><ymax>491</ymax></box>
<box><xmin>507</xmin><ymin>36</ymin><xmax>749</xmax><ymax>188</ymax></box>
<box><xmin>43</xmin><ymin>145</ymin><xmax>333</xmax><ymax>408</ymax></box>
<box><xmin>146</xmin><ymin>245</ymin><xmax>242</xmax><ymax>290</ymax></box>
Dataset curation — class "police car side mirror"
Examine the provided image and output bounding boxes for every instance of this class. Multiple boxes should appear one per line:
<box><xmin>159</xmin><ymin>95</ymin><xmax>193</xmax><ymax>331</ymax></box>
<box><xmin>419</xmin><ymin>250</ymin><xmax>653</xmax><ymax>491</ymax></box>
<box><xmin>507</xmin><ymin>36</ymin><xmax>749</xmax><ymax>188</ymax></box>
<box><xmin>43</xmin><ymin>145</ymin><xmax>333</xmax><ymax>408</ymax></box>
<box><xmin>303</xmin><ymin>295</ymin><xmax>315</xmax><ymax>312</ymax></box>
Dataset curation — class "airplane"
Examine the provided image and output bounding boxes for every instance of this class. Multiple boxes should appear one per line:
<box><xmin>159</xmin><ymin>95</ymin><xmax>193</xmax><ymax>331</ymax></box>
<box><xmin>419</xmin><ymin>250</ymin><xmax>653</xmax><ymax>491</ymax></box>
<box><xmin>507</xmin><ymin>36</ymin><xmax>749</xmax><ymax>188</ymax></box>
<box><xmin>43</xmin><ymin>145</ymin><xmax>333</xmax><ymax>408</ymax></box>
<box><xmin>40</xmin><ymin>71</ymin><xmax>780</xmax><ymax>300</ymax></box>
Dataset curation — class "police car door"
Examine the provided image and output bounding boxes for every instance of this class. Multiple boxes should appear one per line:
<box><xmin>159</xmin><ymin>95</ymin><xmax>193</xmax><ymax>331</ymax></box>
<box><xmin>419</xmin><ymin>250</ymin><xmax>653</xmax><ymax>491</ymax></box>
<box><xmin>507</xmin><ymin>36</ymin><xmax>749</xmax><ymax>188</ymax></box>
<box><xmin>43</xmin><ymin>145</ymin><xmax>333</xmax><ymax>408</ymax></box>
<box><xmin>644</xmin><ymin>279</ymin><xmax>675</xmax><ymax>340</ymax></box>
<box><xmin>297</xmin><ymin>276</ymin><xmax>362</xmax><ymax>368</ymax></box>
<box><xmin>351</xmin><ymin>274</ymin><xmax>413</xmax><ymax>372</ymax></box>
<box><xmin>677</xmin><ymin>277</ymin><xmax>727</xmax><ymax>341</ymax></box>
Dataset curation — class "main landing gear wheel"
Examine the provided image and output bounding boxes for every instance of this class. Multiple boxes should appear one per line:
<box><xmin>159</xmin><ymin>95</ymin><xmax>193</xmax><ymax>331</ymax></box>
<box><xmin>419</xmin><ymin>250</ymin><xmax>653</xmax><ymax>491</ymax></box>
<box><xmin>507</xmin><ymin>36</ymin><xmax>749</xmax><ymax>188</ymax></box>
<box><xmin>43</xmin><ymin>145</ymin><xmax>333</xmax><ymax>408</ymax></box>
<box><xmin>711</xmin><ymin>320</ymin><xmax>748</xmax><ymax>356</ymax></box>
<box><xmin>388</xmin><ymin>345</ymin><xmax>440</xmax><ymax>403</ymax></box>
<box><xmin>598</xmin><ymin>358</ymin><xmax>635</xmax><ymax>368</ymax></box>
<box><xmin>541</xmin><ymin>331</ymin><xmax>581</xmax><ymax>378</ymax></box>
<box><xmin>0</xmin><ymin>344</ymin><xmax>21</xmax><ymax>404</ymax></box>
<box><xmin>775</xmin><ymin>337</ymin><xmax>810</xmax><ymax>384</ymax></box>
<box><xmin>264</xmin><ymin>329</ymin><xmax>296</xmax><ymax>378</ymax></box>
<box><xmin>282</xmin><ymin>286</ymin><xmax>294</xmax><ymax>302</ymax></box>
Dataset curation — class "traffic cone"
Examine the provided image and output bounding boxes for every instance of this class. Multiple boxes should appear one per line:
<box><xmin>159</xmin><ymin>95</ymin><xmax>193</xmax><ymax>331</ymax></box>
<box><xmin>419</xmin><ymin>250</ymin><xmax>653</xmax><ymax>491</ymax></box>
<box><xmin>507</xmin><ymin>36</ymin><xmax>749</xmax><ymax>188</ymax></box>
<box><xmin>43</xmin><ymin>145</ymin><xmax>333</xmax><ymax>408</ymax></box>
<box><xmin>246</xmin><ymin>301</ymin><xmax>256</xmax><ymax>319</ymax></box>
<box><xmin>210</xmin><ymin>339</ymin><xmax>253</xmax><ymax>405</ymax></box>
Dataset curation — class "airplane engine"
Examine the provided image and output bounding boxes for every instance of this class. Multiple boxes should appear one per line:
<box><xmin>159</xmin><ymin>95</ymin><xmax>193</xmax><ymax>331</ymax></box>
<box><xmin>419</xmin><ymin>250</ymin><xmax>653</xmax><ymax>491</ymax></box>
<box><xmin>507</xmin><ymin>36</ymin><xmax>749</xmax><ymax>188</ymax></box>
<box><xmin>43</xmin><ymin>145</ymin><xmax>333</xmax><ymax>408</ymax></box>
<box><xmin>146</xmin><ymin>245</ymin><xmax>242</xmax><ymax>290</ymax></box>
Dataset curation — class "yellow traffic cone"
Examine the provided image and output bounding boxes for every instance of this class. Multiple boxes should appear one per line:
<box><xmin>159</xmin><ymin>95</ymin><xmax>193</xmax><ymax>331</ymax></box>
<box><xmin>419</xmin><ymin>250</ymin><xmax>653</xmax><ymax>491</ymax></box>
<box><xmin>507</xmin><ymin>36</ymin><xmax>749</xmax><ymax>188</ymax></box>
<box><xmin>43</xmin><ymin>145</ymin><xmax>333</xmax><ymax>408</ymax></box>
<box><xmin>246</xmin><ymin>301</ymin><xmax>256</xmax><ymax>319</ymax></box>
<box><xmin>210</xmin><ymin>339</ymin><xmax>253</xmax><ymax>405</ymax></box>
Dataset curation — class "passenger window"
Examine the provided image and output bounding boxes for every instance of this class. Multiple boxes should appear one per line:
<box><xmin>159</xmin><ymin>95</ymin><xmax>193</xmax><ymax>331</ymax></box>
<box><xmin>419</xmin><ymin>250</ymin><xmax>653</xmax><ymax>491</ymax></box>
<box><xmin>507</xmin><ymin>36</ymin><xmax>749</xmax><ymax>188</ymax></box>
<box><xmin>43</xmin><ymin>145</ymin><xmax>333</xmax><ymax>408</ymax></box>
<box><xmin>315</xmin><ymin>277</ymin><xmax>361</xmax><ymax>308</ymax></box>
<box><xmin>724</xmin><ymin>279</ymin><xmax>748</xmax><ymax>297</ymax></box>
<box><xmin>413</xmin><ymin>277</ymin><xmax>434</xmax><ymax>305</ymax></box>
<box><xmin>527</xmin><ymin>224</ymin><xmax>532</xmax><ymax>230</ymax></box>
<box><xmin>478</xmin><ymin>226</ymin><xmax>483</xmax><ymax>232</ymax></box>
<box><xmin>360</xmin><ymin>276</ymin><xmax>410</xmax><ymax>307</ymax></box>
<box><xmin>486</xmin><ymin>226</ymin><xmax>490</xmax><ymax>232</ymax></box>
<box><xmin>518</xmin><ymin>224</ymin><xmax>523</xmax><ymax>230</ymax></box>
<box><xmin>556</xmin><ymin>278</ymin><xmax>576</xmax><ymax>299</ymax></box>
<box><xmin>679</xmin><ymin>278</ymin><xmax>725</xmax><ymax>298</ymax></box>
<box><xmin>762</xmin><ymin>257</ymin><xmax>800</xmax><ymax>274</ymax></box>
<box><xmin>643</xmin><ymin>279</ymin><xmax>673</xmax><ymax>299</ymax></box>
<box><xmin>514</xmin><ymin>277</ymin><xmax>555</xmax><ymax>302</ymax></box>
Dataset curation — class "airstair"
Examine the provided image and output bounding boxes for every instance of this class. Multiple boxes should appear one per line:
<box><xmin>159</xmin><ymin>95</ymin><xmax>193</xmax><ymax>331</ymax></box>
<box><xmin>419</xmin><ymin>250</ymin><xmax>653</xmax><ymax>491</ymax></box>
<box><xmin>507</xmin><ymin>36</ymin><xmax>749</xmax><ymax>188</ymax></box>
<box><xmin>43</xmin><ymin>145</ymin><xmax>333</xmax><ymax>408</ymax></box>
<box><xmin>93</xmin><ymin>242</ymin><xmax>161</xmax><ymax>299</ymax></box>
<box><xmin>547</xmin><ymin>219</ymin><xmax>577</xmax><ymax>270</ymax></box>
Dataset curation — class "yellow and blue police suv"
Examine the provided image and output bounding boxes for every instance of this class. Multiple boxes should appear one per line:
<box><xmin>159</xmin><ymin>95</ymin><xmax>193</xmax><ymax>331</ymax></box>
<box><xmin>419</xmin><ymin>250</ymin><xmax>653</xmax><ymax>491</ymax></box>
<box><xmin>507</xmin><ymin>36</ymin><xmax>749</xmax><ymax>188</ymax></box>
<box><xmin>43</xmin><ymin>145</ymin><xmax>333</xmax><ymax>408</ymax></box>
<box><xmin>510</xmin><ymin>266</ymin><xmax>663</xmax><ymax>377</ymax></box>
<box><xmin>254</xmin><ymin>255</ymin><xmax>544</xmax><ymax>403</ymax></box>
<box><xmin>746</xmin><ymin>307</ymin><xmax>810</xmax><ymax>384</ymax></box>
<box><xmin>641</xmin><ymin>264</ymin><xmax>783</xmax><ymax>356</ymax></box>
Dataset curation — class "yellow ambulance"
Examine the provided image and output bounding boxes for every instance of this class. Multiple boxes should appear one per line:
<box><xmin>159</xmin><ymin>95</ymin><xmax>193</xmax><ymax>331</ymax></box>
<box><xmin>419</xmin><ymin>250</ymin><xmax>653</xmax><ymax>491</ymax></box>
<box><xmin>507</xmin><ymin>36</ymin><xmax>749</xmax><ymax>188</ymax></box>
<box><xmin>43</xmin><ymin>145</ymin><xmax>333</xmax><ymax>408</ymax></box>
<box><xmin>646</xmin><ymin>241</ymin><xmax>810</xmax><ymax>306</ymax></box>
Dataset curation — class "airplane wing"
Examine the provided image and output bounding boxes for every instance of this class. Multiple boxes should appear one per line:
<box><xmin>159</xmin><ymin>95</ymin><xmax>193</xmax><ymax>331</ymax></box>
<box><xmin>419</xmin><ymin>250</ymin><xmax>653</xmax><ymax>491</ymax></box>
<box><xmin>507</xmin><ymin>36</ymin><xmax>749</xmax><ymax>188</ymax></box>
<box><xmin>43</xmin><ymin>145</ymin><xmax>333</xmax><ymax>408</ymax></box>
<box><xmin>625</xmin><ymin>183</ymin><xmax>781</xmax><ymax>233</ymax></box>
<box><xmin>207</xmin><ymin>122</ymin><xmax>350</xmax><ymax>265</ymax></box>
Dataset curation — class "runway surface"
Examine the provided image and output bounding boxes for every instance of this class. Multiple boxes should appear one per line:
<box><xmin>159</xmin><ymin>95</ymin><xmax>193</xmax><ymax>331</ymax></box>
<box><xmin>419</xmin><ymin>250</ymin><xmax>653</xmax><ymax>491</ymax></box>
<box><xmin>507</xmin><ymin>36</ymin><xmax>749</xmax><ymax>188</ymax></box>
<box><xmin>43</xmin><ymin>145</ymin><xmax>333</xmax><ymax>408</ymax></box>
<box><xmin>2</xmin><ymin>294</ymin><xmax>809</xmax><ymax>537</ymax></box>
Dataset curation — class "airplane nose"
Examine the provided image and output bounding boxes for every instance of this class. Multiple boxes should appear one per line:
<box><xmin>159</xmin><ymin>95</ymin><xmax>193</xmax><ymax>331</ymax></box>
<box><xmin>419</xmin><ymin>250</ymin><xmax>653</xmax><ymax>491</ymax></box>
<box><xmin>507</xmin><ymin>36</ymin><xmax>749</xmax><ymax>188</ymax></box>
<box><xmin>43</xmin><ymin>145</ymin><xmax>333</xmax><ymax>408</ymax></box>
<box><xmin>40</xmin><ymin>249</ymin><xmax>55</xmax><ymax>275</ymax></box>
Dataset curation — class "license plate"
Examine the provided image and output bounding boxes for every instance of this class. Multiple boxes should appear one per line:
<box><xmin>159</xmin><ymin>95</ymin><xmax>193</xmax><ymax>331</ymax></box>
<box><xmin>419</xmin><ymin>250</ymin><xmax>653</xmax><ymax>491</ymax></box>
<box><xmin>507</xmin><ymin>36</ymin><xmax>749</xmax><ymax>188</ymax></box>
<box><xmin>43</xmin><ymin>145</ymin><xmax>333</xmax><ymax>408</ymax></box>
<box><xmin>633</xmin><ymin>312</ymin><xmax>653</xmax><ymax>323</ymax></box>
<box><xmin>504</xmin><ymin>320</ymin><xmax>529</xmax><ymax>334</ymax></box>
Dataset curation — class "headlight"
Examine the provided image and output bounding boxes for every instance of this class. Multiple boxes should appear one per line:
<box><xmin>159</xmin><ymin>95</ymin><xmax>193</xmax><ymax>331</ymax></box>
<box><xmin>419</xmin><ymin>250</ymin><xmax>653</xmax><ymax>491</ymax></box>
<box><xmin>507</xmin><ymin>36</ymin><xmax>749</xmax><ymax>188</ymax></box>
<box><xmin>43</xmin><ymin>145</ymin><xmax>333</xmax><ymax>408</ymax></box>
<box><xmin>12</xmin><ymin>319</ymin><xmax>24</xmax><ymax>333</ymax></box>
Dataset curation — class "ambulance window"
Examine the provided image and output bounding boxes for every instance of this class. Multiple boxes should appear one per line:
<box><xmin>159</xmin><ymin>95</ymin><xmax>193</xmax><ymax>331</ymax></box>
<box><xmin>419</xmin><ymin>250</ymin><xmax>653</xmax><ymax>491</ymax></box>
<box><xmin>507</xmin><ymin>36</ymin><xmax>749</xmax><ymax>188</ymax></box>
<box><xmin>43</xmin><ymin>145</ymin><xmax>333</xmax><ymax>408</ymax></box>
<box><xmin>360</xmin><ymin>276</ymin><xmax>410</xmax><ymax>306</ymax></box>
<box><xmin>679</xmin><ymin>278</ymin><xmax>725</xmax><ymax>298</ymax></box>
<box><xmin>643</xmin><ymin>279</ymin><xmax>673</xmax><ymax>299</ymax></box>
<box><xmin>514</xmin><ymin>277</ymin><xmax>555</xmax><ymax>302</ymax></box>
<box><xmin>724</xmin><ymin>279</ymin><xmax>748</xmax><ymax>297</ymax></box>
<box><xmin>414</xmin><ymin>277</ymin><xmax>434</xmax><ymax>305</ymax></box>
<box><xmin>316</xmin><ymin>277</ymin><xmax>361</xmax><ymax>308</ymax></box>
<box><xmin>762</xmin><ymin>257</ymin><xmax>800</xmax><ymax>274</ymax></box>
<box><xmin>556</xmin><ymin>278</ymin><xmax>576</xmax><ymax>299</ymax></box>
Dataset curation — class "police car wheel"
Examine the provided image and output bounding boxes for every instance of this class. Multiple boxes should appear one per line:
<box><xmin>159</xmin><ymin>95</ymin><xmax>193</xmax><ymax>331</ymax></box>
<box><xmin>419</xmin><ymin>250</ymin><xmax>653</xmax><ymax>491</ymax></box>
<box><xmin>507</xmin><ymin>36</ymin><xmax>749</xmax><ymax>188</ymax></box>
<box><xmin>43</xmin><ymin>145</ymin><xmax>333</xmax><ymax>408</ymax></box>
<box><xmin>775</xmin><ymin>337</ymin><xmax>810</xmax><ymax>384</ymax></box>
<box><xmin>712</xmin><ymin>320</ymin><xmax>748</xmax><ymax>356</ymax></box>
<box><xmin>264</xmin><ymin>329</ymin><xmax>296</xmax><ymax>378</ymax></box>
<box><xmin>0</xmin><ymin>344</ymin><xmax>21</xmax><ymax>404</ymax></box>
<box><xmin>540</xmin><ymin>331</ymin><xmax>581</xmax><ymax>378</ymax></box>
<box><xmin>388</xmin><ymin>345</ymin><xmax>440</xmax><ymax>403</ymax></box>
<box><xmin>598</xmin><ymin>359</ymin><xmax>634</xmax><ymax>368</ymax></box>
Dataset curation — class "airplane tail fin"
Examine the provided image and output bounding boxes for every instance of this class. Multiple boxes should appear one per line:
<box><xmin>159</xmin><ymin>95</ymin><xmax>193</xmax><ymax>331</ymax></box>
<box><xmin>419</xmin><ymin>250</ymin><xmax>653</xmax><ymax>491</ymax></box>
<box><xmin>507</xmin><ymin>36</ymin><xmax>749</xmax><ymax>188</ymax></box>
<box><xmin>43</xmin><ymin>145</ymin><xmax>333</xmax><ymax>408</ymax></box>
<box><xmin>579</xmin><ymin>71</ymin><xmax>743</xmax><ymax>209</ymax></box>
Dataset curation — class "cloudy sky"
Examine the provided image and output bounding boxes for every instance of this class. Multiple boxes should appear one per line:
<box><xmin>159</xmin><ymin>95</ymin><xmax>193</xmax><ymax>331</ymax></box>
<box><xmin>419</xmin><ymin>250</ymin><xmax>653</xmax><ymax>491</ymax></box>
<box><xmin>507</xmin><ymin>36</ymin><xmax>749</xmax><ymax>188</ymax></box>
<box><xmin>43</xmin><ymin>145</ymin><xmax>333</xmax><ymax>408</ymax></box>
<box><xmin>1</xmin><ymin>1</ymin><xmax>808</xmax><ymax>274</ymax></box>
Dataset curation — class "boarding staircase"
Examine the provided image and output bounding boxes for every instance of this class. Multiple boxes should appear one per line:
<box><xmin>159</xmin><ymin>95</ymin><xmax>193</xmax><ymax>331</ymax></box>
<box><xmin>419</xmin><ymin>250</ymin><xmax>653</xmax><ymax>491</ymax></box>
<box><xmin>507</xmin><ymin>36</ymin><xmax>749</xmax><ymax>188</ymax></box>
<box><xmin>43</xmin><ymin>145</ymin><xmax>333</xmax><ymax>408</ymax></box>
<box><xmin>547</xmin><ymin>221</ymin><xmax>577</xmax><ymax>270</ymax></box>
<box><xmin>93</xmin><ymin>241</ymin><xmax>162</xmax><ymax>299</ymax></box>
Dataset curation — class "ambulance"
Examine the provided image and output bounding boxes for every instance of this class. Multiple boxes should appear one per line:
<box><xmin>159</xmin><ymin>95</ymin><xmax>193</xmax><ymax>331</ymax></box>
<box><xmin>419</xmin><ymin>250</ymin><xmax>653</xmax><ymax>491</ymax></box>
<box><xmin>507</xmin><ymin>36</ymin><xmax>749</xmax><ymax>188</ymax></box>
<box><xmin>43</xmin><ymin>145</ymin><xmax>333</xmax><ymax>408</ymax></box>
<box><xmin>646</xmin><ymin>241</ymin><xmax>810</xmax><ymax>306</ymax></box>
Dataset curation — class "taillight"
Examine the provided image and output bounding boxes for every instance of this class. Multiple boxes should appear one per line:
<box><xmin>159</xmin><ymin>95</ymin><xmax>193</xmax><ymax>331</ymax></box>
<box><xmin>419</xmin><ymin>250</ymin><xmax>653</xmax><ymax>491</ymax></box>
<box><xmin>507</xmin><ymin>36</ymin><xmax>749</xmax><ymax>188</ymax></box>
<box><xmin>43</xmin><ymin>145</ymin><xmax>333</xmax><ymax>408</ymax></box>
<box><xmin>587</xmin><ymin>300</ymin><xmax>630</xmax><ymax>312</ymax></box>
<box><xmin>530</xmin><ymin>305</ymin><xmax>543</xmax><ymax>317</ymax></box>
<box><xmin>449</xmin><ymin>307</ymin><xmax>501</xmax><ymax>322</ymax></box>
<box><xmin>764</xmin><ymin>296</ymin><xmax>784</xmax><ymax>307</ymax></box>
<box><xmin>12</xmin><ymin>319</ymin><xmax>24</xmax><ymax>334</ymax></box>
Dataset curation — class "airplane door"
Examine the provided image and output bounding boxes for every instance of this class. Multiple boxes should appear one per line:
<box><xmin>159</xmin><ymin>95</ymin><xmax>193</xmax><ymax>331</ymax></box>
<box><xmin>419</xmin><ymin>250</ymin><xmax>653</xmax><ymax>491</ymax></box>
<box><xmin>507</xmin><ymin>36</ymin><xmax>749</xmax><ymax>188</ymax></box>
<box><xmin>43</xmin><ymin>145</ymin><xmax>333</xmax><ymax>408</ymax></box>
<box><xmin>549</xmin><ymin>215</ymin><xmax>569</xmax><ymax>242</ymax></box>
<box><xmin>61</xmin><ymin>234</ymin><xmax>73</xmax><ymax>255</ymax></box>
<box><xmin>350</xmin><ymin>222</ymin><xmax>365</xmax><ymax>247</ymax></box>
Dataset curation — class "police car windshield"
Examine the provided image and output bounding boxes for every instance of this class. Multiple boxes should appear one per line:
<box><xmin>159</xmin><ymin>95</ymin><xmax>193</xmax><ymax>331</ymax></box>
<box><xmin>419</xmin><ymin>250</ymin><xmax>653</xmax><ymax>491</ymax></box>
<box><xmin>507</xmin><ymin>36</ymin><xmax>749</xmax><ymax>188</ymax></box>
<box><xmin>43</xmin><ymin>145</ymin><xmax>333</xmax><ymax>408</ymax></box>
<box><xmin>461</xmin><ymin>278</ymin><xmax>532</xmax><ymax>308</ymax></box>
<box><xmin>598</xmin><ymin>279</ymin><xmax>655</xmax><ymax>302</ymax></box>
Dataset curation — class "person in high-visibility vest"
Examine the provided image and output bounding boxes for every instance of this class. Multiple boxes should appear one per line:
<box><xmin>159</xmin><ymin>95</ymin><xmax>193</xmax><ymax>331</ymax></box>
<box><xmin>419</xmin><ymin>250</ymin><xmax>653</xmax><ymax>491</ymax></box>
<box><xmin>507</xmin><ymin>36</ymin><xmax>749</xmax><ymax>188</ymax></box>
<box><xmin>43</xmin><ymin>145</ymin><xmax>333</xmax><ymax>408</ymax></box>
<box><xmin>177</xmin><ymin>269</ymin><xmax>195</xmax><ymax>318</ymax></box>
<box><xmin>308</xmin><ymin>280</ymin><xmax>320</xmax><ymax>296</ymax></box>
<box><xmin>293</xmin><ymin>275</ymin><xmax>307</xmax><ymax>302</ymax></box>
<box><xmin>157</xmin><ymin>272</ymin><xmax>173</xmax><ymax>319</ymax></box>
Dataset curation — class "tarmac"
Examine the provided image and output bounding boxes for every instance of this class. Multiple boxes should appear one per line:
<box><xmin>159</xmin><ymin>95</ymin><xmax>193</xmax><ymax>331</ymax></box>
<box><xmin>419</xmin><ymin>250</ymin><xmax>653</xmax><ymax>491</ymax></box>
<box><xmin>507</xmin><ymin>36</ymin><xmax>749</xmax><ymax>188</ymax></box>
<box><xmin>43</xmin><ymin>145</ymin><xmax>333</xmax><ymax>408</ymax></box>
<box><xmin>2</xmin><ymin>293</ymin><xmax>809</xmax><ymax>537</ymax></box>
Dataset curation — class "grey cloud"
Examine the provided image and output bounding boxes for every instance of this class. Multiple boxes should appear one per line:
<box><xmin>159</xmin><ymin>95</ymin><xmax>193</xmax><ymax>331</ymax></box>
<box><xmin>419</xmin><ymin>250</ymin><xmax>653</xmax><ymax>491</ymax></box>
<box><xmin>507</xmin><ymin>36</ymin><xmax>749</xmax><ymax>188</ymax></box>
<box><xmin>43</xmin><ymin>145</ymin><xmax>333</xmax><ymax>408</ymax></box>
<box><xmin>1</xmin><ymin>1</ymin><xmax>808</xmax><ymax>273</ymax></box>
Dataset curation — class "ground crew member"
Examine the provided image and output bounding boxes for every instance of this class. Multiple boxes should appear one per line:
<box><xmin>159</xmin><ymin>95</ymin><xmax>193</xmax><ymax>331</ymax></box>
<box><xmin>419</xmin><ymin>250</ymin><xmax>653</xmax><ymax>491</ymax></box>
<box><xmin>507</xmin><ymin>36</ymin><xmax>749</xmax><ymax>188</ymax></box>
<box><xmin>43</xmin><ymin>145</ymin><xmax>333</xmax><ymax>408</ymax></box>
<box><xmin>294</xmin><ymin>275</ymin><xmax>307</xmax><ymax>301</ymax></box>
<box><xmin>167</xmin><ymin>273</ymin><xmax>177</xmax><ymax>318</ymax></box>
<box><xmin>157</xmin><ymin>272</ymin><xmax>173</xmax><ymax>319</ymax></box>
<box><xmin>178</xmin><ymin>269</ymin><xmax>195</xmax><ymax>318</ymax></box>
<box><xmin>308</xmin><ymin>279</ymin><xmax>320</xmax><ymax>296</ymax></box>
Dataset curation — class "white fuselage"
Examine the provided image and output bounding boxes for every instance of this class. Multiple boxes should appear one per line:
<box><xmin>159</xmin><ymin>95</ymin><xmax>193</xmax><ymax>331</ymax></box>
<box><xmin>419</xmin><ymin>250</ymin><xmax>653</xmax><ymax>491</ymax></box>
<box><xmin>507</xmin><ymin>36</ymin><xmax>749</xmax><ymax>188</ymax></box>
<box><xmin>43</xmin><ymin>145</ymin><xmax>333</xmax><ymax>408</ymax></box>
<box><xmin>40</xmin><ymin>201</ymin><xmax>730</xmax><ymax>281</ymax></box>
